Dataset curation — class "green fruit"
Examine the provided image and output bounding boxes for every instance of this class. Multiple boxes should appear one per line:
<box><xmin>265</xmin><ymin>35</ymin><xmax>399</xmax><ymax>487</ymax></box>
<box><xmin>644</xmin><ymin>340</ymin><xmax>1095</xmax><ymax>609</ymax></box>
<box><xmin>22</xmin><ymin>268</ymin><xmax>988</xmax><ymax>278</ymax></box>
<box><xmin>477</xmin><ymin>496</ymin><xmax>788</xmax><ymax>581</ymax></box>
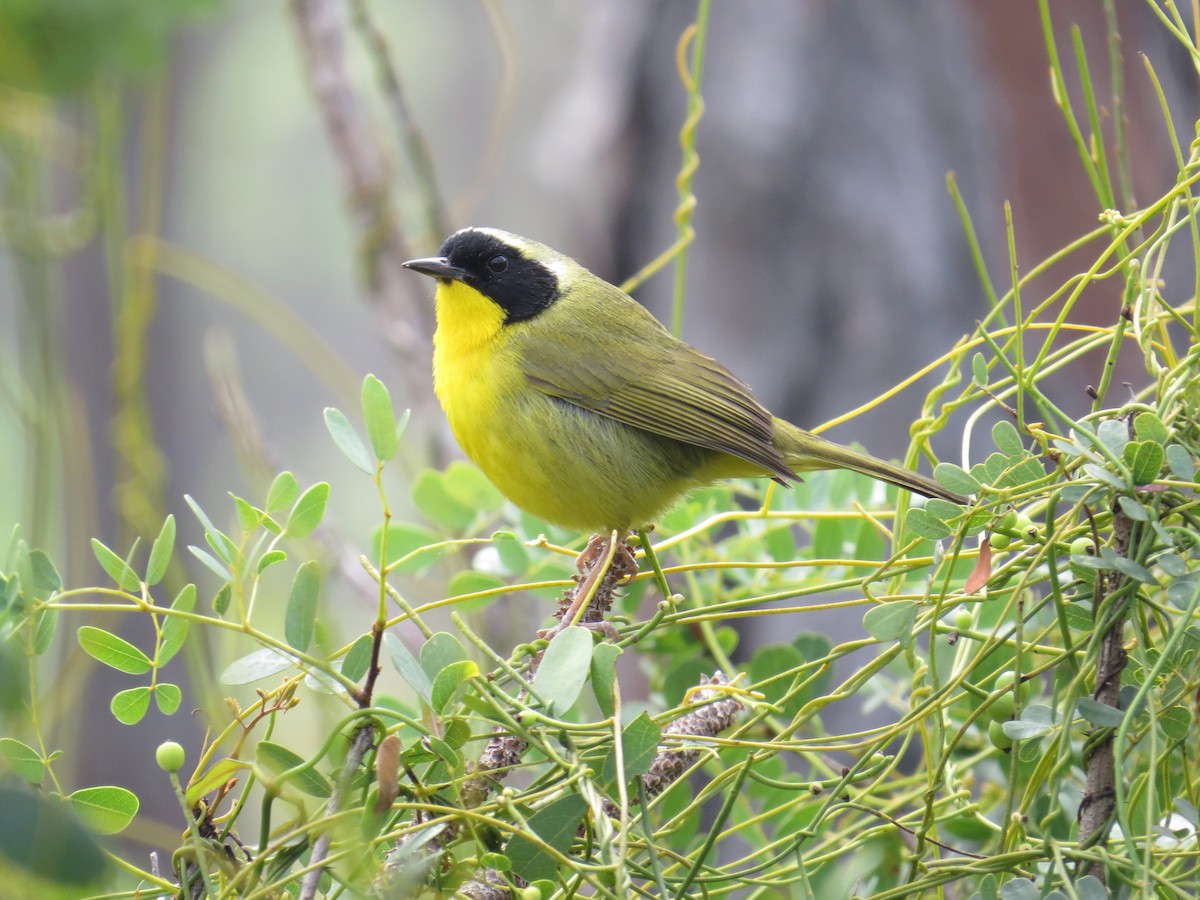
<box><xmin>994</xmin><ymin>669</ymin><xmax>1034</xmax><ymax>704</ymax></box>
<box><xmin>156</xmin><ymin>740</ymin><xmax>186</xmax><ymax>773</ymax></box>
<box><xmin>997</xmin><ymin>509</ymin><xmax>1019</xmax><ymax>532</ymax></box>
<box><xmin>988</xmin><ymin>719</ymin><xmax>1014</xmax><ymax>751</ymax></box>
<box><xmin>989</xmin><ymin>531</ymin><xmax>1012</xmax><ymax>550</ymax></box>
<box><xmin>1070</xmin><ymin>536</ymin><xmax>1097</xmax><ymax>557</ymax></box>
<box><xmin>953</xmin><ymin>609</ymin><xmax>973</xmax><ymax>632</ymax></box>
<box><xmin>988</xmin><ymin>692</ymin><xmax>1016</xmax><ymax>722</ymax></box>
<box><xmin>1014</xmin><ymin>513</ymin><xmax>1038</xmax><ymax>543</ymax></box>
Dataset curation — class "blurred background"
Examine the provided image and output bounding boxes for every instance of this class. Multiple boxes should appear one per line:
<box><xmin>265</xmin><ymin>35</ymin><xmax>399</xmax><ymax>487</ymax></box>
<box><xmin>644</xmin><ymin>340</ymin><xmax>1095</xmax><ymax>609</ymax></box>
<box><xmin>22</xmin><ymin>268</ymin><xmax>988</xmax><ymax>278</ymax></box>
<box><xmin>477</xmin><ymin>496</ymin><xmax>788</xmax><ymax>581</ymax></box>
<box><xmin>1</xmin><ymin>0</ymin><xmax>1194</xmax><ymax>853</ymax></box>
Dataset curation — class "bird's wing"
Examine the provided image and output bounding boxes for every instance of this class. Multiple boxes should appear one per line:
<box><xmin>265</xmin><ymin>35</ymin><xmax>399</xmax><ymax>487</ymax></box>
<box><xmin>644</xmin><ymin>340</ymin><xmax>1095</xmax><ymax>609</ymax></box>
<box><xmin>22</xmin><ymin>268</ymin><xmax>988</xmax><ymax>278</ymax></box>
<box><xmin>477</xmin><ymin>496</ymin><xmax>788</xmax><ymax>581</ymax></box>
<box><xmin>517</xmin><ymin>307</ymin><xmax>795</xmax><ymax>482</ymax></box>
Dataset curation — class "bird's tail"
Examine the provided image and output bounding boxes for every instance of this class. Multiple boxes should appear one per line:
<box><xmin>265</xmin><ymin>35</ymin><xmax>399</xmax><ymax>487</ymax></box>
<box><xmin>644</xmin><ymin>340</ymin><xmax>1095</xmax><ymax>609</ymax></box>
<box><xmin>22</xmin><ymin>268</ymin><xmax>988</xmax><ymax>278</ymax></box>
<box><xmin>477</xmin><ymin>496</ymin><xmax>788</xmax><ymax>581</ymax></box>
<box><xmin>776</xmin><ymin>421</ymin><xmax>967</xmax><ymax>505</ymax></box>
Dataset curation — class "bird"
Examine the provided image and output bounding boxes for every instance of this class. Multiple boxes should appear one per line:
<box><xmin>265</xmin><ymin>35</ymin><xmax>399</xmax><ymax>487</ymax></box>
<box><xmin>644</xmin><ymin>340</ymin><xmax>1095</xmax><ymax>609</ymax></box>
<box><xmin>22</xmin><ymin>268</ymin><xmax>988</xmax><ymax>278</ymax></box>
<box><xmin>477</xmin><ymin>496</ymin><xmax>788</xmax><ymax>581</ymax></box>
<box><xmin>403</xmin><ymin>226</ymin><xmax>963</xmax><ymax>541</ymax></box>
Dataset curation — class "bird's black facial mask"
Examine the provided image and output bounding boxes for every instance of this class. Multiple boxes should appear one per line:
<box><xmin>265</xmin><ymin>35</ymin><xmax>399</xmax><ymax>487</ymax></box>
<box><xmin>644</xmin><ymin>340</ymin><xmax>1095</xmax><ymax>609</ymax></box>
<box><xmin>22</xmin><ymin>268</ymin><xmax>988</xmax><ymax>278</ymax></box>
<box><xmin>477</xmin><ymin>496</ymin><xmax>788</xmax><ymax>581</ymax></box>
<box><xmin>438</xmin><ymin>230</ymin><xmax>561</xmax><ymax>324</ymax></box>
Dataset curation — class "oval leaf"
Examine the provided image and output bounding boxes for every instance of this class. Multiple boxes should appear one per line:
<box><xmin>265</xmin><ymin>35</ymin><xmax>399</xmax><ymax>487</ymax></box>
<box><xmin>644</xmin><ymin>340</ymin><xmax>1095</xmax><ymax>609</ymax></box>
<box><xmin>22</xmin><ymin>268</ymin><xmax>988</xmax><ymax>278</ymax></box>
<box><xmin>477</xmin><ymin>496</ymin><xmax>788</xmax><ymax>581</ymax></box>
<box><xmin>362</xmin><ymin>375</ymin><xmax>400</xmax><ymax>462</ymax></box>
<box><xmin>285</xmin><ymin>483</ymin><xmax>330</xmax><ymax>539</ymax></box>
<box><xmin>431</xmin><ymin>660</ymin><xmax>480</xmax><ymax>713</ymax></box>
<box><xmin>256</xmin><ymin>741</ymin><xmax>332</xmax><ymax>798</ymax></box>
<box><xmin>110</xmin><ymin>687</ymin><xmax>151</xmax><ymax>725</ymax></box>
<box><xmin>77</xmin><ymin>626</ymin><xmax>152</xmax><ymax>675</ymax></box>
<box><xmin>220</xmin><ymin>648</ymin><xmax>294</xmax><ymax>685</ymax></box>
<box><xmin>324</xmin><ymin>408</ymin><xmax>374</xmax><ymax>475</ymax></box>
<box><xmin>154</xmin><ymin>683</ymin><xmax>182</xmax><ymax>715</ymax></box>
<box><xmin>0</xmin><ymin>739</ymin><xmax>45</xmax><ymax>784</ymax></box>
<box><xmin>69</xmin><ymin>786</ymin><xmax>139</xmax><ymax>835</ymax></box>
<box><xmin>285</xmin><ymin>560</ymin><xmax>321</xmax><ymax>652</ymax></box>
<box><xmin>146</xmin><ymin>515</ymin><xmax>176</xmax><ymax>586</ymax></box>
<box><xmin>533</xmin><ymin>627</ymin><xmax>594</xmax><ymax>715</ymax></box>
<box><xmin>265</xmin><ymin>471</ymin><xmax>299</xmax><ymax>513</ymax></box>
<box><xmin>159</xmin><ymin>583</ymin><xmax>196</xmax><ymax>665</ymax></box>
<box><xmin>90</xmin><ymin>539</ymin><xmax>140</xmax><ymax>592</ymax></box>
<box><xmin>863</xmin><ymin>601</ymin><xmax>918</xmax><ymax>646</ymax></box>
<box><xmin>385</xmin><ymin>633</ymin><xmax>433</xmax><ymax>702</ymax></box>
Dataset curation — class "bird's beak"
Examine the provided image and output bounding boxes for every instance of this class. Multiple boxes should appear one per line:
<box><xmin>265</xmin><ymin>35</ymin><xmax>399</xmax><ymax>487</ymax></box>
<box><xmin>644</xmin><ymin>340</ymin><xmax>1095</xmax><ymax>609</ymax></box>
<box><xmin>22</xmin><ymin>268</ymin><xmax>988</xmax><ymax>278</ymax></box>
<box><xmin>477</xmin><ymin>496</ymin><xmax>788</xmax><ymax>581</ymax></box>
<box><xmin>402</xmin><ymin>256</ymin><xmax>468</xmax><ymax>282</ymax></box>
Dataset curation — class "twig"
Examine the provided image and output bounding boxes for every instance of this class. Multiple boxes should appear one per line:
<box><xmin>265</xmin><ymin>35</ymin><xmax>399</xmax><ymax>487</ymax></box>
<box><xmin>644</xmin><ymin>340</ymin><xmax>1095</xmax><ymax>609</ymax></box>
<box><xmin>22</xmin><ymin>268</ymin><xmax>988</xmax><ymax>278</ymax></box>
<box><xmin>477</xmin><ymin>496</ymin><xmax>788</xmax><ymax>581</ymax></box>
<box><xmin>289</xmin><ymin>0</ymin><xmax>438</xmax><ymax>433</ymax></box>
<box><xmin>298</xmin><ymin>721</ymin><xmax>378</xmax><ymax>900</ymax></box>
<box><xmin>1077</xmin><ymin>504</ymin><xmax>1135</xmax><ymax>882</ymax></box>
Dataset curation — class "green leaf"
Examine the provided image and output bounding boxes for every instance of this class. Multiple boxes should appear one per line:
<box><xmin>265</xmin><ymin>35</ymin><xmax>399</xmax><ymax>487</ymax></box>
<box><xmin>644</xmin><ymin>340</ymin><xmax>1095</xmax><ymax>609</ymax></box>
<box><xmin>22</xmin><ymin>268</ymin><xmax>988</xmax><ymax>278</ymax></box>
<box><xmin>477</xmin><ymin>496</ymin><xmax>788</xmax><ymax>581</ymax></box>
<box><xmin>1166</xmin><ymin>444</ymin><xmax>1195</xmax><ymax>481</ymax></box>
<box><xmin>77</xmin><ymin>626</ymin><xmax>152</xmax><ymax>675</ymax></box>
<box><xmin>91</xmin><ymin>538</ymin><xmax>140</xmax><ymax>592</ymax></box>
<box><xmin>373</xmin><ymin>523</ymin><xmax>448</xmax><ymax>572</ymax></box>
<box><xmin>185</xmin><ymin>496</ymin><xmax>238</xmax><ymax>564</ymax></box>
<box><xmin>1117</xmin><ymin>495</ymin><xmax>1151</xmax><ymax>522</ymax></box>
<box><xmin>213</xmin><ymin>583</ymin><xmax>232</xmax><ymax>616</ymax></box>
<box><xmin>904</xmin><ymin>507</ymin><xmax>951</xmax><ymax>540</ymax></box>
<box><xmin>1134</xmin><ymin>411</ymin><xmax>1168</xmax><ymax>445</ymax></box>
<box><xmin>155</xmin><ymin>683</ymin><xmax>182</xmax><ymax>715</ymax></box>
<box><xmin>110</xmin><ymin>687</ymin><xmax>151</xmax><ymax>725</ymax></box>
<box><xmin>230</xmin><ymin>494</ymin><xmax>263</xmax><ymax>533</ymax></box>
<box><xmin>285</xmin><ymin>483</ymin><xmax>330</xmax><ymax>539</ymax></box>
<box><xmin>811</xmin><ymin>516</ymin><xmax>843</xmax><ymax>561</ymax></box>
<box><xmin>362</xmin><ymin>374</ymin><xmax>400</xmax><ymax>462</ymax></box>
<box><xmin>446</xmin><ymin>570</ymin><xmax>505</xmax><ymax>612</ymax></box>
<box><xmin>285</xmin><ymin>561</ymin><xmax>321</xmax><ymax>653</ymax></box>
<box><xmin>443</xmin><ymin>461</ymin><xmax>505</xmax><ymax>512</ymax></box>
<box><xmin>0</xmin><ymin>787</ymin><xmax>109</xmax><ymax>885</ymax></box>
<box><xmin>145</xmin><ymin>515</ymin><xmax>175</xmax><ymax>586</ymax></box>
<box><xmin>324</xmin><ymin>407</ymin><xmax>374</xmax><ymax>475</ymax></box>
<box><xmin>599</xmin><ymin>712</ymin><xmax>660</xmax><ymax>788</ymax></box>
<box><xmin>188</xmin><ymin>544</ymin><xmax>232</xmax><ymax>581</ymax></box>
<box><xmin>991</xmin><ymin>420</ymin><xmax>1024</xmax><ymax>457</ymax></box>
<box><xmin>220</xmin><ymin>648</ymin><xmax>294</xmax><ymax>685</ymax></box>
<box><xmin>971</xmin><ymin>352</ymin><xmax>988</xmax><ymax>386</ymax></box>
<box><xmin>1077</xmin><ymin>697</ymin><xmax>1124</xmax><ymax>728</ymax></box>
<box><xmin>492</xmin><ymin>530</ymin><xmax>530</xmax><ymax>575</ymax></box>
<box><xmin>160</xmin><ymin>583</ymin><xmax>196</xmax><ymax>665</ymax></box>
<box><xmin>863</xmin><ymin>601</ymin><xmax>918</xmax><ymax>646</ymax></box>
<box><xmin>508</xmin><ymin>793</ymin><xmax>589</xmax><ymax>883</ymax></box>
<box><xmin>533</xmin><ymin>627</ymin><xmax>594</xmax><ymax>715</ymax></box>
<box><xmin>430</xmin><ymin>659</ymin><xmax>479</xmax><ymax>713</ymax></box>
<box><xmin>256</xmin><ymin>550</ymin><xmax>288</xmax><ymax>574</ymax></box>
<box><xmin>1159</xmin><ymin>704</ymin><xmax>1192</xmax><ymax>741</ymax></box>
<box><xmin>29</xmin><ymin>549</ymin><xmax>61</xmax><ymax>595</ymax></box>
<box><xmin>419</xmin><ymin>632</ymin><xmax>469</xmax><ymax>680</ymax></box>
<box><xmin>590</xmin><ymin>643</ymin><xmax>623</xmax><ymax>718</ymax></box>
<box><xmin>924</xmin><ymin>498</ymin><xmax>961</xmax><ymax>522</ymax></box>
<box><xmin>385</xmin><ymin>633</ymin><xmax>433</xmax><ymax>702</ymax></box>
<box><xmin>0</xmin><ymin>739</ymin><xmax>45</xmax><ymax>784</ymax></box>
<box><xmin>186</xmin><ymin>758</ymin><xmax>251</xmax><ymax>806</ymax></box>
<box><xmin>69</xmin><ymin>786</ymin><xmax>139</xmax><ymax>835</ymax></box>
<box><xmin>341</xmin><ymin>635</ymin><xmax>373</xmax><ymax>682</ymax></box>
<box><xmin>265</xmin><ymin>471</ymin><xmax>300</xmax><ymax>513</ymax></box>
<box><xmin>1095</xmin><ymin>419</ymin><xmax>1130</xmax><ymax>458</ymax></box>
<box><xmin>33</xmin><ymin>608</ymin><xmax>58</xmax><ymax>656</ymax></box>
<box><xmin>411</xmin><ymin>470</ymin><xmax>476</xmax><ymax>532</ymax></box>
<box><xmin>933</xmin><ymin>462</ymin><xmax>981</xmax><ymax>496</ymax></box>
<box><xmin>256</xmin><ymin>741</ymin><xmax>332</xmax><ymax>797</ymax></box>
<box><xmin>1128</xmin><ymin>441</ymin><xmax>1165</xmax><ymax>485</ymax></box>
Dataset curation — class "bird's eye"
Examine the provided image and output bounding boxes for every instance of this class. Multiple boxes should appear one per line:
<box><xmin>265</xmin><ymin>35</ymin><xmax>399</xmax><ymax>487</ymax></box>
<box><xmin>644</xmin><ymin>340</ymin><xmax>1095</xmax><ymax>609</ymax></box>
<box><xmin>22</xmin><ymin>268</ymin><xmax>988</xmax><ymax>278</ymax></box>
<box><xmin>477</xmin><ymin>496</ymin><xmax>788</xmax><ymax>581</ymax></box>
<box><xmin>487</xmin><ymin>254</ymin><xmax>509</xmax><ymax>273</ymax></box>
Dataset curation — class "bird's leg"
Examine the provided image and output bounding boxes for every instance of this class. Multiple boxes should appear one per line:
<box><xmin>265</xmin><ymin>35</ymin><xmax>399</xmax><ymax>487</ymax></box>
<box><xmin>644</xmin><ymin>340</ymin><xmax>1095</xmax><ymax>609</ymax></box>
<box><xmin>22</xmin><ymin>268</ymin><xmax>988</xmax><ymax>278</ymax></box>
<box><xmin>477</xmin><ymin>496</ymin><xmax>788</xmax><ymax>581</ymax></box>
<box><xmin>540</xmin><ymin>530</ymin><xmax>637</xmax><ymax>639</ymax></box>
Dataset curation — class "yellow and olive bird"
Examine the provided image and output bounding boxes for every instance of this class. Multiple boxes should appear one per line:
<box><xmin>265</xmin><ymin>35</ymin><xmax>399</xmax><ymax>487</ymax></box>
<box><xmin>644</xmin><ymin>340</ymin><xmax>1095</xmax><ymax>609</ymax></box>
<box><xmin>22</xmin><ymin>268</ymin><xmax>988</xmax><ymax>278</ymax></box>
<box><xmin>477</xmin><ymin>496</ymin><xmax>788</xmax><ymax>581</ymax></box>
<box><xmin>403</xmin><ymin>227</ymin><xmax>965</xmax><ymax>536</ymax></box>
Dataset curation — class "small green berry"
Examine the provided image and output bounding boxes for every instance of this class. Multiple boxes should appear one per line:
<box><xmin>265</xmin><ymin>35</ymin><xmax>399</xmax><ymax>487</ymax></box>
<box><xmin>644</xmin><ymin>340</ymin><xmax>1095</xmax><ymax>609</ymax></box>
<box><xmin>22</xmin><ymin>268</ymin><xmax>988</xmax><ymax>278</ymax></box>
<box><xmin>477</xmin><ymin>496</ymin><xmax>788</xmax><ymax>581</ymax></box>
<box><xmin>997</xmin><ymin>509</ymin><xmax>1019</xmax><ymax>532</ymax></box>
<box><xmin>156</xmin><ymin>740</ymin><xmax>186</xmax><ymax>773</ymax></box>
<box><xmin>1014</xmin><ymin>513</ymin><xmax>1037</xmax><ymax>543</ymax></box>
<box><xmin>988</xmin><ymin>719</ymin><xmax>1014</xmax><ymax>751</ymax></box>
<box><xmin>953</xmin><ymin>609</ymin><xmax>973</xmax><ymax>632</ymax></box>
<box><xmin>989</xmin><ymin>531</ymin><xmax>1011</xmax><ymax>550</ymax></box>
<box><xmin>1070</xmin><ymin>536</ymin><xmax>1097</xmax><ymax>556</ymax></box>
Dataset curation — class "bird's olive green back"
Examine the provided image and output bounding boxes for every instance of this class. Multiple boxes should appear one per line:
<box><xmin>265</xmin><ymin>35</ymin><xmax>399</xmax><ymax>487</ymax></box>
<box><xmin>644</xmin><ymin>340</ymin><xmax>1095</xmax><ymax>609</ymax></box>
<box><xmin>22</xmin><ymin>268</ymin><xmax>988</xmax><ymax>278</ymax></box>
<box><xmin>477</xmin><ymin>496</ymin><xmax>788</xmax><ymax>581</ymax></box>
<box><xmin>512</xmin><ymin>270</ymin><xmax>796</xmax><ymax>483</ymax></box>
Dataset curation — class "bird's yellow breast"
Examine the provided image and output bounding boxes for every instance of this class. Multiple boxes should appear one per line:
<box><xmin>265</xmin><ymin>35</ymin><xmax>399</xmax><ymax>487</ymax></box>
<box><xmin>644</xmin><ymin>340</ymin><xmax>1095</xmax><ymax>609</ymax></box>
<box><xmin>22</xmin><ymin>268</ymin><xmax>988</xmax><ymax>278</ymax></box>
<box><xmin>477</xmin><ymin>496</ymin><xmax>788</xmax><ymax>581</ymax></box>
<box><xmin>430</xmin><ymin>279</ymin><xmax>711</xmax><ymax>531</ymax></box>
